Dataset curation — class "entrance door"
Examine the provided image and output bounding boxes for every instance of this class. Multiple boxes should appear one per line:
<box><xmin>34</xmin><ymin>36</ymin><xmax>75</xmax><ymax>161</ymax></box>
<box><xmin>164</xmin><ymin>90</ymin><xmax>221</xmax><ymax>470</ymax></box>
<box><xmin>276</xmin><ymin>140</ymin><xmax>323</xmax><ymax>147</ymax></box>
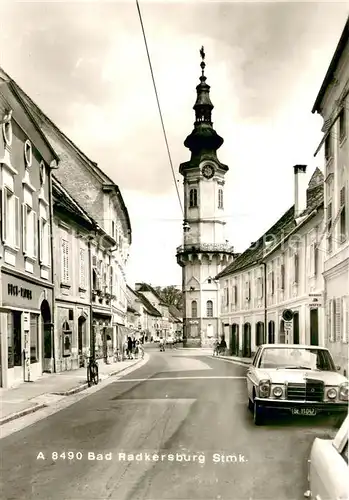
<box><xmin>78</xmin><ymin>317</ymin><xmax>86</xmax><ymax>367</ymax></box>
<box><xmin>243</xmin><ymin>323</ymin><xmax>251</xmax><ymax>357</ymax></box>
<box><xmin>293</xmin><ymin>312</ymin><xmax>300</xmax><ymax>344</ymax></box>
<box><xmin>230</xmin><ymin>324</ymin><xmax>239</xmax><ymax>356</ymax></box>
<box><xmin>256</xmin><ymin>322</ymin><xmax>264</xmax><ymax>347</ymax></box>
<box><xmin>310</xmin><ymin>309</ymin><xmax>319</xmax><ymax>345</ymax></box>
<box><xmin>279</xmin><ymin>320</ymin><xmax>285</xmax><ymax>343</ymax></box>
<box><xmin>12</xmin><ymin>311</ymin><xmax>23</xmax><ymax>381</ymax></box>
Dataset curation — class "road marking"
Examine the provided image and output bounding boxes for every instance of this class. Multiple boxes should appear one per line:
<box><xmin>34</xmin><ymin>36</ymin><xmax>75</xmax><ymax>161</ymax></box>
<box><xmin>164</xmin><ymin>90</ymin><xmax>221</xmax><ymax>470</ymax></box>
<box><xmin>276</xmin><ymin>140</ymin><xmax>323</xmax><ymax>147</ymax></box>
<box><xmin>114</xmin><ymin>376</ymin><xmax>246</xmax><ymax>382</ymax></box>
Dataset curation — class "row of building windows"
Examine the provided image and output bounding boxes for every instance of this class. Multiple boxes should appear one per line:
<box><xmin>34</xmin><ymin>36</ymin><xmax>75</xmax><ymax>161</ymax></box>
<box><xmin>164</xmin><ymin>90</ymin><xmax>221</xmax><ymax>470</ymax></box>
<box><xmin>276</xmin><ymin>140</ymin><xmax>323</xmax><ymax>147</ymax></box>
<box><xmin>191</xmin><ymin>300</ymin><xmax>213</xmax><ymax>318</ymax></box>
<box><xmin>189</xmin><ymin>188</ymin><xmax>224</xmax><ymax>209</ymax></box>
<box><xmin>1</xmin><ymin>186</ymin><xmax>51</xmax><ymax>266</ymax></box>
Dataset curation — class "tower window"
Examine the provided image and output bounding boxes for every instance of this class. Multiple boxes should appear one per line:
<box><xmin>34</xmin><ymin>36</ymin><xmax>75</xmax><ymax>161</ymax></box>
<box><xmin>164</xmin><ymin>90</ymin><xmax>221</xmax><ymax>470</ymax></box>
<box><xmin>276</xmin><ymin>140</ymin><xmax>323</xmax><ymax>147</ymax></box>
<box><xmin>189</xmin><ymin>188</ymin><xmax>198</xmax><ymax>208</ymax></box>
<box><xmin>206</xmin><ymin>300</ymin><xmax>213</xmax><ymax>317</ymax></box>
<box><xmin>191</xmin><ymin>300</ymin><xmax>197</xmax><ymax>318</ymax></box>
<box><xmin>218</xmin><ymin>189</ymin><xmax>223</xmax><ymax>209</ymax></box>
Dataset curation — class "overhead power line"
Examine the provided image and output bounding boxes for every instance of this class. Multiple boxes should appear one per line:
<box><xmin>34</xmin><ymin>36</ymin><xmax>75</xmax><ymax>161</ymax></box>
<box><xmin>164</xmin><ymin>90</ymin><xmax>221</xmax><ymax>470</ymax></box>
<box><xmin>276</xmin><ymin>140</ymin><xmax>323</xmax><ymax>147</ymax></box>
<box><xmin>135</xmin><ymin>0</ymin><xmax>184</xmax><ymax>216</ymax></box>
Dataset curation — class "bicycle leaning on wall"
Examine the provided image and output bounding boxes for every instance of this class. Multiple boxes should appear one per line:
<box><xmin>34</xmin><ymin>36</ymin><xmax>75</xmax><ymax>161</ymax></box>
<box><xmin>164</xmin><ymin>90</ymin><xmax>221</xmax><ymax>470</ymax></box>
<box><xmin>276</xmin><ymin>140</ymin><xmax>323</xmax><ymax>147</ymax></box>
<box><xmin>87</xmin><ymin>355</ymin><xmax>99</xmax><ymax>387</ymax></box>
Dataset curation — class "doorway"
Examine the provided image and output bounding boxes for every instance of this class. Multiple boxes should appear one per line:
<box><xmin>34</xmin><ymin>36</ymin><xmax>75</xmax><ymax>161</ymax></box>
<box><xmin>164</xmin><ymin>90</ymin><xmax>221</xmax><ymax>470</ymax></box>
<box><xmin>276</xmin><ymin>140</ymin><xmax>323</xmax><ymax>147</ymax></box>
<box><xmin>310</xmin><ymin>309</ymin><xmax>319</xmax><ymax>345</ymax></box>
<box><xmin>268</xmin><ymin>321</ymin><xmax>275</xmax><ymax>343</ymax></box>
<box><xmin>242</xmin><ymin>323</ymin><xmax>251</xmax><ymax>357</ymax></box>
<box><xmin>279</xmin><ymin>319</ymin><xmax>285</xmax><ymax>343</ymax></box>
<box><xmin>78</xmin><ymin>316</ymin><xmax>86</xmax><ymax>367</ymax></box>
<box><xmin>230</xmin><ymin>324</ymin><xmax>239</xmax><ymax>356</ymax></box>
<box><xmin>293</xmin><ymin>312</ymin><xmax>300</xmax><ymax>344</ymax></box>
<box><xmin>41</xmin><ymin>300</ymin><xmax>52</xmax><ymax>373</ymax></box>
<box><xmin>256</xmin><ymin>322</ymin><xmax>264</xmax><ymax>347</ymax></box>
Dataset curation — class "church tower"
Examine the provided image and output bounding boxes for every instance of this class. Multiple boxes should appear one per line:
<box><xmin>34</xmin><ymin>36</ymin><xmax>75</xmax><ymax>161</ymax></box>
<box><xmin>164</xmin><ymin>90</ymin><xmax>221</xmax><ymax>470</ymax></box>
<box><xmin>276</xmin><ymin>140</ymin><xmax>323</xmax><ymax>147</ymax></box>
<box><xmin>176</xmin><ymin>48</ymin><xmax>235</xmax><ymax>348</ymax></box>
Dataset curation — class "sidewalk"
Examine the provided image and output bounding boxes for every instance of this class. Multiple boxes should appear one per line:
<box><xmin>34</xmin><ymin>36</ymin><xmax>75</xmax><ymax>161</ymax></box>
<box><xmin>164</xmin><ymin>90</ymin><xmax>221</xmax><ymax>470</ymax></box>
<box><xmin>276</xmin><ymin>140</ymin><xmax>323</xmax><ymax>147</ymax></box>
<box><xmin>0</xmin><ymin>356</ymin><xmax>146</xmax><ymax>426</ymax></box>
<box><xmin>173</xmin><ymin>346</ymin><xmax>252</xmax><ymax>365</ymax></box>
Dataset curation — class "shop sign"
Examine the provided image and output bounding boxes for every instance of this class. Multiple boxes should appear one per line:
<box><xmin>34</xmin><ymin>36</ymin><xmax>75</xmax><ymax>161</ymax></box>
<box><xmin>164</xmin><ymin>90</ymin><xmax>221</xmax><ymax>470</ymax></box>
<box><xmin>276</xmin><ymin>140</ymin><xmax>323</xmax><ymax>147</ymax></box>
<box><xmin>308</xmin><ymin>293</ymin><xmax>323</xmax><ymax>308</ymax></box>
<box><xmin>8</xmin><ymin>284</ymin><xmax>32</xmax><ymax>300</ymax></box>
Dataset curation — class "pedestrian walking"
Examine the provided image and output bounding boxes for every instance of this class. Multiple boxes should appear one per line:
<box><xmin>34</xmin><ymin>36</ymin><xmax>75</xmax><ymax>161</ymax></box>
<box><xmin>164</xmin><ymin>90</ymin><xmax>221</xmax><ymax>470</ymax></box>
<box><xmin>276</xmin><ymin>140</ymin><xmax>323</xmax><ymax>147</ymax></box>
<box><xmin>212</xmin><ymin>339</ymin><xmax>219</xmax><ymax>356</ymax></box>
<box><xmin>219</xmin><ymin>337</ymin><xmax>227</xmax><ymax>356</ymax></box>
<box><xmin>127</xmin><ymin>336</ymin><xmax>133</xmax><ymax>359</ymax></box>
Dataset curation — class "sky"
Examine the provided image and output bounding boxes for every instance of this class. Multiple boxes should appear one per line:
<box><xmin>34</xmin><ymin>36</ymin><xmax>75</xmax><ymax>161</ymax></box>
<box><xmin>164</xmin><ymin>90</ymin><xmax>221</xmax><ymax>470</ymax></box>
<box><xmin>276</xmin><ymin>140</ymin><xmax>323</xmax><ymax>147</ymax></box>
<box><xmin>0</xmin><ymin>1</ymin><xmax>348</xmax><ymax>287</ymax></box>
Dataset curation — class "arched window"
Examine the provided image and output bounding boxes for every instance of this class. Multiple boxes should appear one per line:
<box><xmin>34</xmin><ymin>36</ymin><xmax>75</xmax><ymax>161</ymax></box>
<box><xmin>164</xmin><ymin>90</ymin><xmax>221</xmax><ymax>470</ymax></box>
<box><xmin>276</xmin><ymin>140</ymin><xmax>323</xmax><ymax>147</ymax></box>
<box><xmin>62</xmin><ymin>321</ymin><xmax>72</xmax><ymax>356</ymax></box>
<box><xmin>206</xmin><ymin>300</ymin><xmax>213</xmax><ymax>317</ymax></box>
<box><xmin>191</xmin><ymin>300</ymin><xmax>197</xmax><ymax>318</ymax></box>
<box><xmin>189</xmin><ymin>189</ymin><xmax>198</xmax><ymax>208</ymax></box>
<box><xmin>218</xmin><ymin>189</ymin><xmax>223</xmax><ymax>209</ymax></box>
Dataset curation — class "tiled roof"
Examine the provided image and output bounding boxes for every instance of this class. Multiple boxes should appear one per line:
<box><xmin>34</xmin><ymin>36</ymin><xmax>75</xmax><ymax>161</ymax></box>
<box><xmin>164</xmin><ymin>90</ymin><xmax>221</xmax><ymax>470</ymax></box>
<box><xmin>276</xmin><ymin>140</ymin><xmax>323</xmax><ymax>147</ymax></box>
<box><xmin>135</xmin><ymin>291</ymin><xmax>162</xmax><ymax>317</ymax></box>
<box><xmin>216</xmin><ymin>182</ymin><xmax>324</xmax><ymax>279</ymax></box>
<box><xmin>169</xmin><ymin>305</ymin><xmax>183</xmax><ymax>319</ymax></box>
<box><xmin>52</xmin><ymin>176</ymin><xmax>95</xmax><ymax>229</ymax></box>
<box><xmin>136</xmin><ymin>283</ymin><xmax>167</xmax><ymax>306</ymax></box>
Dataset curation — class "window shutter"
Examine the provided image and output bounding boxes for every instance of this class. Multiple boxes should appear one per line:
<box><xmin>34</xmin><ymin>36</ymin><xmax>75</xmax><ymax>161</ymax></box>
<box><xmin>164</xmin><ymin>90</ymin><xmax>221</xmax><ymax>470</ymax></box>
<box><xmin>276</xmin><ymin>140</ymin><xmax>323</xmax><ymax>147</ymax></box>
<box><xmin>226</xmin><ymin>286</ymin><xmax>229</xmax><ymax>306</ymax></box>
<box><xmin>79</xmin><ymin>248</ymin><xmax>85</xmax><ymax>288</ymax></box>
<box><xmin>328</xmin><ymin>300</ymin><xmax>333</xmax><ymax>342</ymax></box>
<box><xmin>92</xmin><ymin>255</ymin><xmax>97</xmax><ymax>267</ymax></box>
<box><xmin>33</xmin><ymin>212</ymin><xmax>37</xmax><ymax>259</ymax></box>
<box><xmin>22</xmin><ymin>203</ymin><xmax>27</xmax><ymax>254</ymax></box>
<box><xmin>47</xmin><ymin>223</ymin><xmax>51</xmax><ymax>267</ymax></box>
<box><xmin>245</xmin><ymin>281</ymin><xmax>250</xmax><ymax>301</ymax></box>
<box><xmin>343</xmin><ymin>297</ymin><xmax>349</xmax><ymax>343</ymax></box>
<box><xmin>2</xmin><ymin>187</ymin><xmax>7</xmax><ymax>244</ymax></box>
<box><xmin>61</xmin><ymin>239</ymin><xmax>69</xmax><ymax>283</ymax></box>
<box><xmin>14</xmin><ymin>196</ymin><xmax>20</xmax><ymax>248</ymax></box>
<box><xmin>294</xmin><ymin>253</ymin><xmax>299</xmax><ymax>284</ymax></box>
<box><xmin>39</xmin><ymin>218</ymin><xmax>43</xmax><ymax>263</ymax></box>
<box><xmin>335</xmin><ymin>298</ymin><xmax>341</xmax><ymax>342</ymax></box>
<box><xmin>280</xmin><ymin>264</ymin><xmax>285</xmax><ymax>290</ymax></box>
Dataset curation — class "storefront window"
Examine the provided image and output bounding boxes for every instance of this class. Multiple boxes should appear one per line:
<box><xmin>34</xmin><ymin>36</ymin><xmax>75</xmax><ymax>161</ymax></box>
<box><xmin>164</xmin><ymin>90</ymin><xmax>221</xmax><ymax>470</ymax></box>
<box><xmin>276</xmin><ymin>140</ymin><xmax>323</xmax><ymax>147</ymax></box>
<box><xmin>7</xmin><ymin>311</ymin><xmax>22</xmax><ymax>367</ymax></box>
<box><xmin>30</xmin><ymin>313</ymin><xmax>39</xmax><ymax>363</ymax></box>
<box><xmin>7</xmin><ymin>312</ymin><xmax>14</xmax><ymax>368</ymax></box>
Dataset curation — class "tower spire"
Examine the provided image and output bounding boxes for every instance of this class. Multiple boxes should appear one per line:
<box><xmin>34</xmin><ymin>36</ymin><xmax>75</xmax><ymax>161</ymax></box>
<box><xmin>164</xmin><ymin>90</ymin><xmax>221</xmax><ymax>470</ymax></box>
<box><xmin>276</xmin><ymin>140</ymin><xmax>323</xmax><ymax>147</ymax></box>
<box><xmin>183</xmin><ymin>47</ymin><xmax>223</xmax><ymax>155</ymax></box>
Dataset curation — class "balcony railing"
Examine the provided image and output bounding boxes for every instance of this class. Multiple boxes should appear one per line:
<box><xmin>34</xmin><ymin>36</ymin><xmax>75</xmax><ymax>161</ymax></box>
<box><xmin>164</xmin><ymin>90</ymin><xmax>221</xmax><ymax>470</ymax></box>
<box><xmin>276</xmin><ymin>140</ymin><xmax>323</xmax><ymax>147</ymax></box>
<box><xmin>176</xmin><ymin>242</ymin><xmax>235</xmax><ymax>254</ymax></box>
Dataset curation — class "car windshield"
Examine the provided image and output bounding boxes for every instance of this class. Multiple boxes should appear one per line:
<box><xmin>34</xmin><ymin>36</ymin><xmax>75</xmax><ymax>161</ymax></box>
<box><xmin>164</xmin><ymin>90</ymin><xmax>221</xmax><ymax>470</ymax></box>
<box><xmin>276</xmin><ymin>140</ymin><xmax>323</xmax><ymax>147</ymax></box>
<box><xmin>258</xmin><ymin>347</ymin><xmax>336</xmax><ymax>371</ymax></box>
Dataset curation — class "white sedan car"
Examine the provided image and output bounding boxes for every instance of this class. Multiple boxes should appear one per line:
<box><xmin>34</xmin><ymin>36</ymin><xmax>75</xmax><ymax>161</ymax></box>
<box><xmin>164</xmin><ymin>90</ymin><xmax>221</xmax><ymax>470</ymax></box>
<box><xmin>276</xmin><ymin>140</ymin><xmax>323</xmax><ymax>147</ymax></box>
<box><xmin>305</xmin><ymin>414</ymin><xmax>348</xmax><ymax>500</ymax></box>
<box><xmin>246</xmin><ymin>344</ymin><xmax>348</xmax><ymax>425</ymax></box>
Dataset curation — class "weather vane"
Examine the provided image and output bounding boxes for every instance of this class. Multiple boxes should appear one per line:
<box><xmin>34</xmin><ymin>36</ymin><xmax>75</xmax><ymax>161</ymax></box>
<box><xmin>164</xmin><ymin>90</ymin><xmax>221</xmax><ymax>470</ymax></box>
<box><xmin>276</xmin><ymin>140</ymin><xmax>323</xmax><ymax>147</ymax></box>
<box><xmin>199</xmin><ymin>46</ymin><xmax>206</xmax><ymax>77</ymax></box>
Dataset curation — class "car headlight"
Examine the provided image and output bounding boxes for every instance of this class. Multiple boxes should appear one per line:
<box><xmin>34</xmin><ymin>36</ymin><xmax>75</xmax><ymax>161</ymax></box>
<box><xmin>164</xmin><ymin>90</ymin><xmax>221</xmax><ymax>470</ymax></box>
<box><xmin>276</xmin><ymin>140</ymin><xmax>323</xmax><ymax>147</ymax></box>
<box><xmin>272</xmin><ymin>386</ymin><xmax>283</xmax><ymax>398</ymax></box>
<box><xmin>327</xmin><ymin>388</ymin><xmax>337</xmax><ymax>399</ymax></box>
<box><xmin>258</xmin><ymin>379</ymin><xmax>271</xmax><ymax>398</ymax></box>
<box><xmin>339</xmin><ymin>382</ymin><xmax>348</xmax><ymax>401</ymax></box>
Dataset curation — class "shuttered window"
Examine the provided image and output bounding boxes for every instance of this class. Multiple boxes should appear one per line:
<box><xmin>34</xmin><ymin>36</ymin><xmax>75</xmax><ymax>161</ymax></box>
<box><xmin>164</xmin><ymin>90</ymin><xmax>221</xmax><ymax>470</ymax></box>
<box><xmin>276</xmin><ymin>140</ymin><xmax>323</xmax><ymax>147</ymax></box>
<box><xmin>257</xmin><ymin>277</ymin><xmax>263</xmax><ymax>299</ymax></box>
<box><xmin>294</xmin><ymin>253</ymin><xmax>299</xmax><ymax>284</ymax></box>
<box><xmin>22</xmin><ymin>204</ymin><xmax>37</xmax><ymax>259</ymax></box>
<box><xmin>342</xmin><ymin>296</ymin><xmax>349</xmax><ymax>343</ymax></box>
<box><xmin>244</xmin><ymin>281</ymin><xmax>250</xmax><ymax>301</ymax></box>
<box><xmin>335</xmin><ymin>298</ymin><xmax>342</xmax><ymax>342</ymax></box>
<box><xmin>280</xmin><ymin>264</ymin><xmax>285</xmax><ymax>290</ymax></box>
<box><xmin>2</xmin><ymin>187</ymin><xmax>20</xmax><ymax>249</ymax></box>
<box><xmin>328</xmin><ymin>299</ymin><xmax>334</xmax><ymax>342</ymax></box>
<box><xmin>340</xmin><ymin>186</ymin><xmax>347</xmax><ymax>243</ymax></box>
<box><xmin>61</xmin><ymin>239</ymin><xmax>69</xmax><ymax>283</ymax></box>
<box><xmin>79</xmin><ymin>248</ymin><xmax>86</xmax><ymax>289</ymax></box>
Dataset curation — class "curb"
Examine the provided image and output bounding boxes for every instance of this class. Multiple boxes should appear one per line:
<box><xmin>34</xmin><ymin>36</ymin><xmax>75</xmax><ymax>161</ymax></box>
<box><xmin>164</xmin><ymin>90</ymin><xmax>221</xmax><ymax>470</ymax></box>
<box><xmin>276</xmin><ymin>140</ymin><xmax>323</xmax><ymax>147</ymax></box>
<box><xmin>212</xmin><ymin>355</ymin><xmax>251</xmax><ymax>366</ymax></box>
<box><xmin>0</xmin><ymin>357</ymin><xmax>147</xmax><ymax>426</ymax></box>
<box><xmin>0</xmin><ymin>403</ymin><xmax>48</xmax><ymax>426</ymax></box>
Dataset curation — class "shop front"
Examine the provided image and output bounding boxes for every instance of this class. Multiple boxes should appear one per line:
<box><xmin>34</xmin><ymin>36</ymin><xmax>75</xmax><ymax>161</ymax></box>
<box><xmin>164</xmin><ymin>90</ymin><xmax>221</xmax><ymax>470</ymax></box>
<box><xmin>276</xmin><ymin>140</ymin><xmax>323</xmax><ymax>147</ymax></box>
<box><xmin>92</xmin><ymin>310</ymin><xmax>112</xmax><ymax>360</ymax></box>
<box><xmin>0</xmin><ymin>271</ymin><xmax>53</xmax><ymax>388</ymax></box>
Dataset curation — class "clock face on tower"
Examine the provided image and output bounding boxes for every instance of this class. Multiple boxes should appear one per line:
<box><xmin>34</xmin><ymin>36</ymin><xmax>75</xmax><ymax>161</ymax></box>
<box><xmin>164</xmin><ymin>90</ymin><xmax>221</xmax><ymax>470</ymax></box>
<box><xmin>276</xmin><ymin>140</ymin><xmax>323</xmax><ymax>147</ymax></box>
<box><xmin>202</xmin><ymin>164</ymin><xmax>215</xmax><ymax>179</ymax></box>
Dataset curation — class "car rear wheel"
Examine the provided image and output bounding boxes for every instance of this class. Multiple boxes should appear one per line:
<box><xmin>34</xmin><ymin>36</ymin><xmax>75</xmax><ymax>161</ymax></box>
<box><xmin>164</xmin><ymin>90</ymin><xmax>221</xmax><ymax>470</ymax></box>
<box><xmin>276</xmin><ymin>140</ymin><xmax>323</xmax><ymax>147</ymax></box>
<box><xmin>253</xmin><ymin>401</ymin><xmax>264</xmax><ymax>426</ymax></box>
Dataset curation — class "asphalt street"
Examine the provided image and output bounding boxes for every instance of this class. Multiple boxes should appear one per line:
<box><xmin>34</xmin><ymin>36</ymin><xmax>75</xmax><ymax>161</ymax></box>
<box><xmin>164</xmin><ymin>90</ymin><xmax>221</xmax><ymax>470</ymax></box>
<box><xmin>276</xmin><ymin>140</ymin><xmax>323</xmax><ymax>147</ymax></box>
<box><xmin>1</xmin><ymin>346</ymin><xmax>338</xmax><ymax>500</ymax></box>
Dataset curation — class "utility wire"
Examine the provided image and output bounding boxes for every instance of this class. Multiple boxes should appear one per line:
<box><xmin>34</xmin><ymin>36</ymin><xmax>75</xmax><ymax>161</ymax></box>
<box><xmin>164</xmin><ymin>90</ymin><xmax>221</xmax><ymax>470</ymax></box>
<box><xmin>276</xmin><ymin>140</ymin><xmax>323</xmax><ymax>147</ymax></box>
<box><xmin>136</xmin><ymin>0</ymin><xmax>184</xmax><ymax>216</ymax></box>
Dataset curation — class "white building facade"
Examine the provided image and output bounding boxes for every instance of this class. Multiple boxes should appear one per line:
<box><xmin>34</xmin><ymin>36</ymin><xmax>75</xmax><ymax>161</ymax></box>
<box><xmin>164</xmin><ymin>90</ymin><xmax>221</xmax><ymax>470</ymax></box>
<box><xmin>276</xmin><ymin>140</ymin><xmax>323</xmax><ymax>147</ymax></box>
<box><xmin>312</xmin><ymin>17</ymin><xmax>349</xmax><ymax>376</ymax></box>
<box><xmin>176</xmin><ymin>51</ymin><xmax>234</xmax><ymax>347</ymax></box>
<box><xmin>217</xmin><ymin>167</ymin><xmax>326</xmax><ymax>358</ymax></box>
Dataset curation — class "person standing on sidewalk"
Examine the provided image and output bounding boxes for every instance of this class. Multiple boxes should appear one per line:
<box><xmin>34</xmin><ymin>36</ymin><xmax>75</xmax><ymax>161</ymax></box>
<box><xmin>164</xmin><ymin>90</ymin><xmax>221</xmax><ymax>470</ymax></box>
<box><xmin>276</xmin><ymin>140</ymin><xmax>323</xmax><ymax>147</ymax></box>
<box><xmin>212</xmin><ymin>339</ymin><xmax>219</xmax><ymax>356</ymax></box>
<box><xmin>219</xmin><ymin>337</ymin><xmax>227</xmax><ymax>356</ymax></box>
<box><xmin>127</xmin><ymin>336</ymin><xmax>133</xmax><ymax>359</ymax></box>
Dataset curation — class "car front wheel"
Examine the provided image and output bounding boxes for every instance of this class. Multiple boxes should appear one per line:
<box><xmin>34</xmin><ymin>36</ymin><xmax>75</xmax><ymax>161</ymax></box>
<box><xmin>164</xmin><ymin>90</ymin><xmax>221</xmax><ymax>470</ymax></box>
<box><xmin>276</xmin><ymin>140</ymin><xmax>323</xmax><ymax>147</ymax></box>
<box><xmin>253</xmin><ymin>401</ymin><xmax>264</xmax><ymax>426</ymax></box>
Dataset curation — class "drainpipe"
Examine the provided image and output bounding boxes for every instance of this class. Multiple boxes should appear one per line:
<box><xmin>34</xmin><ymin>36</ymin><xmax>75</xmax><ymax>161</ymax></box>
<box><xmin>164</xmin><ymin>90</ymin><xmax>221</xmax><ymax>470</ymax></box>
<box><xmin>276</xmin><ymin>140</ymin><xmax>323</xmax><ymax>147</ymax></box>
<box><xmin>48</xmin><ymin>163</ymin><xmax>57</xmax><ymax>373</ymax></box>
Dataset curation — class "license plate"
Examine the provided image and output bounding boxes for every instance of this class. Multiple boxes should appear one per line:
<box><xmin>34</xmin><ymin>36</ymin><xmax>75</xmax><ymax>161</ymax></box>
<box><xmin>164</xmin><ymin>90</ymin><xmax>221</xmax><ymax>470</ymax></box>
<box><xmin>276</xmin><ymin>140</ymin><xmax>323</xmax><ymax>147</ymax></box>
<box><xmin>291</xmin><ymin>408</ymin><xmax>317</xmax><ymax>416</ymax></box>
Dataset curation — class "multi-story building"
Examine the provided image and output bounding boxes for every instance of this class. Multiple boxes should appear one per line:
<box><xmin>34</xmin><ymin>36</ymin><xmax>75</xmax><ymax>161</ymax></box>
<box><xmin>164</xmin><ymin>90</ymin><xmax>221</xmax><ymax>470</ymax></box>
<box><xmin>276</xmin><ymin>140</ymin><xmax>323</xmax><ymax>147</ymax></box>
<box><xmin>216</xmin><ymin>166</ymin><xmax>326</xmax><ymax>358</ymax></box>
<box><xmin>126</xmin><ymin>284</ymin><xmax>164</xmax><ymax>341</ymax></box>
<box><xmin>312</xmin><ymin>16</ymin><xmax>349</xmax><ymax>375</ymax></box>
<box><xmin>11</xmin><ymin>77</ymin><xmax>132</xmax><ymax>360</ymax></box>
<box><xmin>0</xmin><ymin>74</ymin><xmax>58</xmax><ymax>387</ymax></box>
<box><xmin>52</xmin><ymin>176</ymin><xmax>95</xmax><ymax>371</ymax></box>
<box><xmin>176</xmin><ymin>50</ymin><xmax>235</xmax><ymax>347</ymax></box>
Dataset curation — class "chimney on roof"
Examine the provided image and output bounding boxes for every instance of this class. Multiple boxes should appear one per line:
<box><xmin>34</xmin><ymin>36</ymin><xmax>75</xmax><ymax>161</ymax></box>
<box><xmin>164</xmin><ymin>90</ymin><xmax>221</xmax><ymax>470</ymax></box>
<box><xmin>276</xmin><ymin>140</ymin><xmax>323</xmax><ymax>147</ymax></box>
<box><xmin>293</xmin><ymin>165</ymin><xmax>307</xmax><ymax>218</ymax></box>
<box><xmin>134</xmin><ymin>283</ymin><xmax>141</xmax><ymax>291</ymax></box>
